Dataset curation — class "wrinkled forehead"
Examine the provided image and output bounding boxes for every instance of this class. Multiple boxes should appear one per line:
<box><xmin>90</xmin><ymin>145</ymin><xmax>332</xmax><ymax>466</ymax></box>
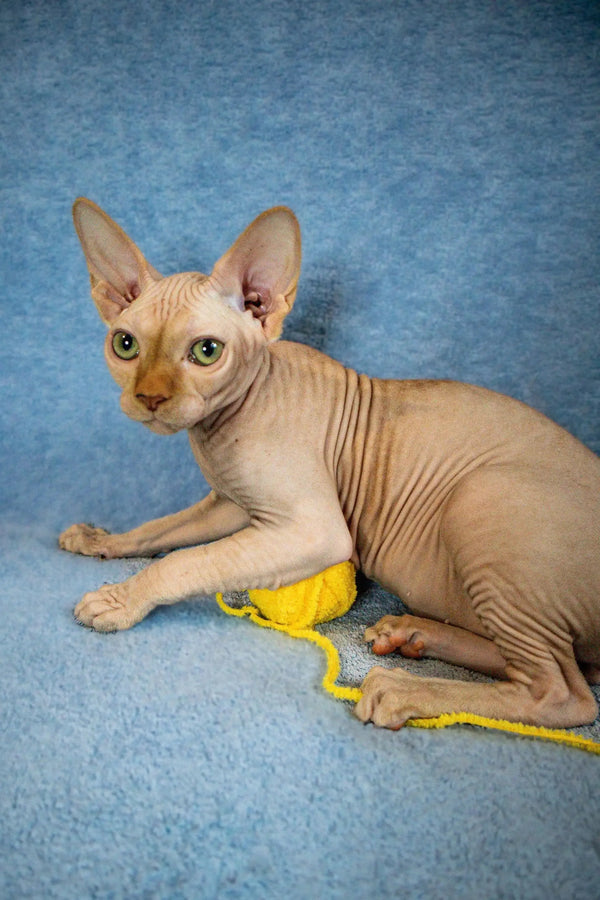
<box><xmin>136</xmin><ymin>272</ymin><xmax>209</xmax><ymax>317</ymax></box>
<box><xmin>117</xmin><ymin>272</ymin><xmax>247</xmax><ymax>339</ymax></box>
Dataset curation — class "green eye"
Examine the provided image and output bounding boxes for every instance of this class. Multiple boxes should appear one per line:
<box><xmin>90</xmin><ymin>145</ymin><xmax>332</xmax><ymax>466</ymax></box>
<box><xmin>112</xmin><ymin>331</ymin><xmax>140</xmax><ymax>360</ymax></box>
<box><xmin>189</xmin><ymin>338</ymin><xmax>224</xmax><ymax>366</ymax></box>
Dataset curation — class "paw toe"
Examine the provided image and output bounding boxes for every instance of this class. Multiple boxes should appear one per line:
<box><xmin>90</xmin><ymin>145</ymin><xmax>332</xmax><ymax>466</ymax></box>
<box><xmin>370</xmin><ymin>688</ymin><xmax>411</xmax><ymax>729</ymax></box>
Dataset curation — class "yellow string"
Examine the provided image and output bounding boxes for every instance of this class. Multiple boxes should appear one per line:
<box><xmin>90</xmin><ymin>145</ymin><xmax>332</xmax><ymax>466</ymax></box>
<box><xmin>215</xmin><ymin>593</ymin><xmax>600</xmax><ymax>754</ymax></box>
<box><xmin>215</xmin><ymin>593</ymin><xmax>362</xmax><ymax>702</ymax></box>
<box><xmin>405</xmin><ymin>712</ymin><xmax>600</xmax><ymax>754</ymax></box>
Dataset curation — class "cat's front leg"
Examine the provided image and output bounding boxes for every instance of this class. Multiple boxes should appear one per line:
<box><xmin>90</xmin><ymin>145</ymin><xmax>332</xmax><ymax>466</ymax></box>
<box><xmin>74</xmin><ymin>507</ymin><xmax>353</xmax><ymax>633</ymax></box>
<box><xmin>60</xmin><ymin>493</ymin><xmax>250</xmax><ymax>559</ymax></box>
<box><xmin>59</xmin><ymin>523</ymin><xmax>122</xmax><ymax>559</ymax></box>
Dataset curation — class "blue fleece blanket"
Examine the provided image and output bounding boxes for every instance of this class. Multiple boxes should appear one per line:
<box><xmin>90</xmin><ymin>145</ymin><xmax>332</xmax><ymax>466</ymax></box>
<box><xmin>2</xmin><ymin>1</ymin><xmax>599</xmax><ymax>897</ymax></box>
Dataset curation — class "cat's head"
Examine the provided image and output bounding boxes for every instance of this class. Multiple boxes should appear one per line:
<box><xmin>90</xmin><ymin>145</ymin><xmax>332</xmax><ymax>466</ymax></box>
<box><xmin>72</xmin><ymin>199</ymin><xmax>301</xmax><ymax>434</ymax></box>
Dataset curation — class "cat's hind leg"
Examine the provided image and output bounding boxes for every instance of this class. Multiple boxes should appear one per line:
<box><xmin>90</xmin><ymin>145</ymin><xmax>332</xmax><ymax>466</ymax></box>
<box><xmin>355</xmin><ymin>646</ymin><xmax>598</xmax><ymax>730</ymax></box>
<box><xmin>365</xmin><ymin>614</ymin><xmax>507</xmax><ymax>679</ymax></box>
<box><xmin>357</xmin><ymin>470</ymin><xmax>599</xmax><ymax>730</ymax></box>
<box><xmin>357</xmin><ymin>572</ymin><xmax>598</xmax><ymax>730</ymax></box>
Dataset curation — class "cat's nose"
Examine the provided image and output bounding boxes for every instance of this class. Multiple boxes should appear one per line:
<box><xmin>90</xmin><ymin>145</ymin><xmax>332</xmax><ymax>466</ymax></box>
<box><xmin>136</xmin><ymin>393</ymin><xmax>169</xmax><ymax>412</ymax></box>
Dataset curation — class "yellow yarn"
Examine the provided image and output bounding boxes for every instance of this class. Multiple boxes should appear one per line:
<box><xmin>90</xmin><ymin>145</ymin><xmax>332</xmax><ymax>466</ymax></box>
<box><xmin>246</xmin><ymin>560</ymin><xmax>357</xmax><ymax>627</ymax></box>
<box><xmin>406</xmin><ymin>712</ymin><xmax>600</xmax><ymax>754</ymax></box>
<box><xmin>216</xmin><ymin>562</ymin><xmax>600</xmax><ymax>754</ymax></box>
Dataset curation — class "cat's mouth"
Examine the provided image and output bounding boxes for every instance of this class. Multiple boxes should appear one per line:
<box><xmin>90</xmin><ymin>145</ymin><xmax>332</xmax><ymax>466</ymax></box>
<box><xmin>122</xmin><ymin>394</ymin><xmax>204</xmax><ymax>434</ymax></box>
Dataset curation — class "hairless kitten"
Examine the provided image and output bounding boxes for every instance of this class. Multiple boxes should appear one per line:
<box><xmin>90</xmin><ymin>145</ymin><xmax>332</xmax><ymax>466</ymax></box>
<box><xmin>60</xmin><ymin>199</ymin><xmax>600</xmax><ymax>730</ymax></box>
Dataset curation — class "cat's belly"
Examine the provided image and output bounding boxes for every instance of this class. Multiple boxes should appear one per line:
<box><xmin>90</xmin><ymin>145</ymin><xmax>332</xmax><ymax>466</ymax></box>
<box><xmin>356</xmin><ymin>513</ymin><xmax>489</xmax><ymax>636</ymax></box>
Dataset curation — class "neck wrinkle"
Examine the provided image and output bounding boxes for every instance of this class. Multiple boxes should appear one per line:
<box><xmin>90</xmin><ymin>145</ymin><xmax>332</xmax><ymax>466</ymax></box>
<box><xmin>192</xmin><ymin>346</ymin><xmax>272</xmax><ymax>438</ymax></box>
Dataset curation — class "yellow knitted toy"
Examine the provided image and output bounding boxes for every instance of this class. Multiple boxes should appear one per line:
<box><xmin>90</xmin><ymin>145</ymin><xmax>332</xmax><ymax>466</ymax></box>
<box><xmin>246</xmin><ymin>560</ymin><xmax>357</xmax><ymax>627</ymax></box>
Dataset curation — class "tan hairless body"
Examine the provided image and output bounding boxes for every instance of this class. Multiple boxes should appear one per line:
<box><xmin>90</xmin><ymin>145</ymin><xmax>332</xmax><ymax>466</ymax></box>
<box><xmin>60</xmin><ymin>200</ymin><xmax>600</xmax><ymax>730</ymax></box>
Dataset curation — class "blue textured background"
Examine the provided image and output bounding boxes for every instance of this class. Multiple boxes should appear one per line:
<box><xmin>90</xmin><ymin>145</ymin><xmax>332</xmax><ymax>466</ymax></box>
<box><xmin>1</xmin><ymin>1</ymin><xmax>599</xmax><ymax>897</ymax></box>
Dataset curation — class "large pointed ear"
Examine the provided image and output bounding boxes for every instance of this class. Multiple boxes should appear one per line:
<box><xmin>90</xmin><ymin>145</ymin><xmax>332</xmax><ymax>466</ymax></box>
<box><xmin>72</xmin><ymin>197</ymin><xmax>162</xmax><ymax>324</ymax></box>
<box><xmin>210</xmin><ymin>207</ymin><xmax>301</xmax><ymax>341</ymax></box>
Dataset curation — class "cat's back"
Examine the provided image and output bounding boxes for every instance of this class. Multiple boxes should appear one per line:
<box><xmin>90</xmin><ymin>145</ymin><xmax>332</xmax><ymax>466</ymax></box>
<box><xmin>270</xmin><ymin>340</ymin><xmax>600</xmax><ymax>483</ymax></box>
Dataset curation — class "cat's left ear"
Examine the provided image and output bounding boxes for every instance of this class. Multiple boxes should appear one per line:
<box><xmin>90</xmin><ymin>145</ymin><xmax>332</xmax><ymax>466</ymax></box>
<box><xmin>210</xmin><ymin>207</ymin><xmax>301</xmax><ymax>341</ymax></box>
<box><xmin>72</xmin><ymin>198</ymin><xmax>161</xmax><ymax>324</ymax></box>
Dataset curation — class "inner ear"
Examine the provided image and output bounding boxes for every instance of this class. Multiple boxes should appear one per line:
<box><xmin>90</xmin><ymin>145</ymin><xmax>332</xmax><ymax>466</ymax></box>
<box><xmin>243</xmin><ymin>290</ymin><xmax>268</xmax><ymax>317</ymax></box>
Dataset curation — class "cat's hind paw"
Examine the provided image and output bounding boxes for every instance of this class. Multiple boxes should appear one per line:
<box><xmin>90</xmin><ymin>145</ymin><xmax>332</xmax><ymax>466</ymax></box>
<box><xmin>59</xmin><ymin>523</ymin><xmax>117</xmax><ymax>559</ymax></box>
<box><xmin>364</xmin><ymin>614</ymin><xmax>426</xmax><ymax>659</ymax></box>
<box><xmin>354</xmin><ymin>666</ymin><xmax>423</xmax><ymax>730</ymax></box>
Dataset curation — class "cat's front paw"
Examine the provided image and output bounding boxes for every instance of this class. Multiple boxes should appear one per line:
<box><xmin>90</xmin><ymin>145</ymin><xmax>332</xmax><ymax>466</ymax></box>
<box><xmin>74</xmin><ymin>582</ymin><xmax>150</xmax><ymax>632</ymax></box>
<box><xmin>59</xmin><ymin>523</ymin><xmax>119</xmax><ymax>559</ymax></box>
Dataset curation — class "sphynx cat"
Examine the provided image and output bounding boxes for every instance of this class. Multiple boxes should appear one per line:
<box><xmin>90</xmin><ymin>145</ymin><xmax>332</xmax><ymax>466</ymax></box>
<box><xmin>60</xmin><ymin>199</ymin><xmax>600</xmax><ymax>730</ymax></box>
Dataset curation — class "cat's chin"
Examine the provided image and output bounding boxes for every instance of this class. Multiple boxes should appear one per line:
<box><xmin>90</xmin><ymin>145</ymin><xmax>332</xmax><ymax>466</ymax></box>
<box><xmin>142</xmin><ymin>419</ymin><xmax>182</xmax><ymax>435</ymax></box>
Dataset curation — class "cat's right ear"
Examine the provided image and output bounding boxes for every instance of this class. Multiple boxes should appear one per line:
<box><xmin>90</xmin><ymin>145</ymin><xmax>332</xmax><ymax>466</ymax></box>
<box><xmin>72</xmin><ymin>198</ymin><xmax>161</xmax><ymax>324</ymax></box>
